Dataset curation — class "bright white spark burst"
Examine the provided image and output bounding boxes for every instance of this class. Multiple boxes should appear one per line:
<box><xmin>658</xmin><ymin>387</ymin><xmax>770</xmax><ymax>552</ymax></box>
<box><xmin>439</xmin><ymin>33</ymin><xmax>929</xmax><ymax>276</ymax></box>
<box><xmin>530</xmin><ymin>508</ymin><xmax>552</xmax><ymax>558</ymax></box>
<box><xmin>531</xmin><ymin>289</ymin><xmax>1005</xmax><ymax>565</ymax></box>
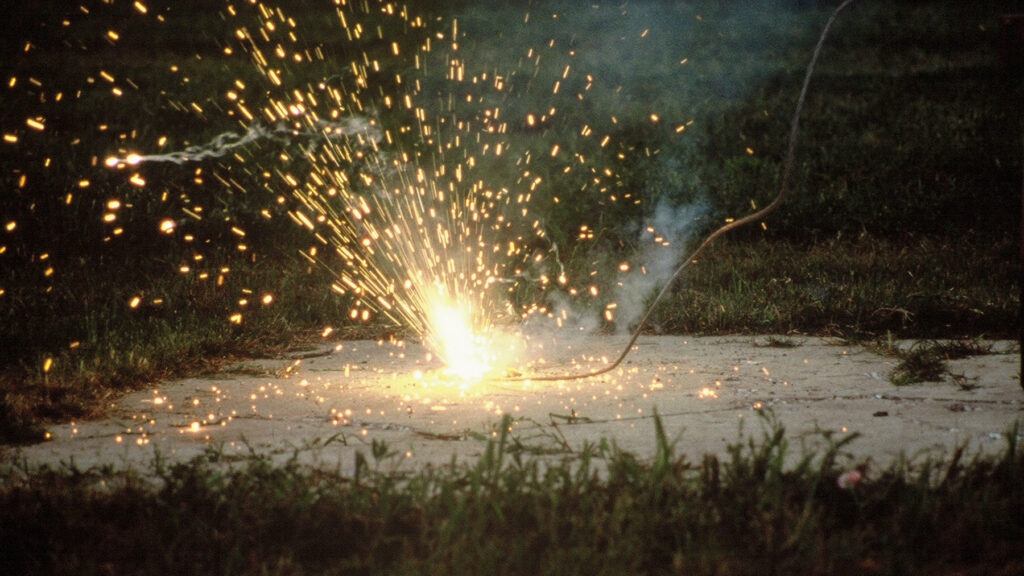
<box><xmin>106</xmin><ymin>1</ymin><xmax>532</xmax><ymax>383</ymax></box>
<box><xmin>99</xmin><ymin>0</ymin><xmax>686</xmax><ymax>385</ymax></box>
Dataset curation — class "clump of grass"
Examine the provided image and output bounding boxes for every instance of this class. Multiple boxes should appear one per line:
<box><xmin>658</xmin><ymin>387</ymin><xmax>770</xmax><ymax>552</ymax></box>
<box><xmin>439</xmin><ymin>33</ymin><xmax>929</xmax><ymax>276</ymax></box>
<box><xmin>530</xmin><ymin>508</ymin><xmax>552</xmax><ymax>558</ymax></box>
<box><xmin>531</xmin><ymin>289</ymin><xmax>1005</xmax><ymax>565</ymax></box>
<box><xmin>891</xmin><ymin>344</ymin><xmax>948</xmax><ymax>386</ymax></box>
<box><xmin>874</xmin><ymin>337</ymin><xmax>996</xmax><ymax>386</ymax></box>
<box><xmin>753</xmin><ymin>336</ymin><xmax>803</xmax><ymax>348</ymax></box>
<box><xmin>1</xmin><ymin>414</ymin><xmax>1021</xmax><ymax>575</ymax></box>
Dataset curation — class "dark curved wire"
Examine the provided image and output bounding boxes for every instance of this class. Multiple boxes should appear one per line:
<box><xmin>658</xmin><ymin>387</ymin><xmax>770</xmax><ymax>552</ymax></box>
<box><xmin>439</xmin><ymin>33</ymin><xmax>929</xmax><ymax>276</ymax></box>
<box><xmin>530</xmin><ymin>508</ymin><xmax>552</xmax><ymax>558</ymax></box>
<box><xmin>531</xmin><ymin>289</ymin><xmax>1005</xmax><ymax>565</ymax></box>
<box><xmin>504</xmin><ymin>0</ymin><xmax>856</xmax><ymax>382</ymax></box>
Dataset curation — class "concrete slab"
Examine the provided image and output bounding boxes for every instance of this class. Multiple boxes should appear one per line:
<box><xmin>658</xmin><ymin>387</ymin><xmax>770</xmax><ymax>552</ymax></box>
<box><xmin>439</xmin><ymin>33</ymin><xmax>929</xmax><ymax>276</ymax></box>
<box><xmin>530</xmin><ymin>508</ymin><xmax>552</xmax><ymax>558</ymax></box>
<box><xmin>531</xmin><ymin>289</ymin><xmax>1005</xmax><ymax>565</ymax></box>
<box><xmin>6</xmin><ymin>336</ymin><xmax>1022</xmax><ymax>473</ymax></box>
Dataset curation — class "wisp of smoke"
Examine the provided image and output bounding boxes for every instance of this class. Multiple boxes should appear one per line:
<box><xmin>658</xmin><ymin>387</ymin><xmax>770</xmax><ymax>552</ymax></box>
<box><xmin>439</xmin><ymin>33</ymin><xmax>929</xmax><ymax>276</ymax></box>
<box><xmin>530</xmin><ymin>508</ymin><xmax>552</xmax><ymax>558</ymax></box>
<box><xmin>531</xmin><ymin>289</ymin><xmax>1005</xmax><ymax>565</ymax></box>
<box><xmin>105</xmin><ymin>116</ymin><xmax>381</xmax><ymax>167</ymax></box>
<box><xmin>613</xmin><ymin>199</ymin><xmax>709</xmax><ymax>334</ymax></box>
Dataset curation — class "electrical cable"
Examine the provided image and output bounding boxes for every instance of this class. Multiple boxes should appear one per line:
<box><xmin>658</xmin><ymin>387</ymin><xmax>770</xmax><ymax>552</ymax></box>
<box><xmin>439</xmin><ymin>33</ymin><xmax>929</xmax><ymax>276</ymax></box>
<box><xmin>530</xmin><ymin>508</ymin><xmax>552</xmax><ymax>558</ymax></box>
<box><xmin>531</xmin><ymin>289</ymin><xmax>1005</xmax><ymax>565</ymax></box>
<box><xmin>503</xmin><ymin>0</ymin><xmax>856</xmax><ymax>382</ymax></box>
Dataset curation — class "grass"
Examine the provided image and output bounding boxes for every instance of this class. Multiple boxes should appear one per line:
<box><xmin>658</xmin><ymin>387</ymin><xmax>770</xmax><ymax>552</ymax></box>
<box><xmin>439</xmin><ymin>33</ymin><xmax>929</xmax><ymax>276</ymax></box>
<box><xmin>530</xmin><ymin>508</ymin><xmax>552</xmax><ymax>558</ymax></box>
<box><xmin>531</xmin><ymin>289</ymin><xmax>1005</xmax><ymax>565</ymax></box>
<box><xmin>1</xmin><ymin>413</ymin><xmax>1022</xmax><ymax>575</ymax></box>
<box><xmin>933</xmin><ymin>339</ymin><xmax>996</xmax><ymax>360</ymax></box>
<box><xmin>1</xmin><ymin>1</ymin><xmax>1021</xmax><ymax>571</ymax></box>
<box><xmin>890</xmin><ymin>344</ymin><xmax>950</xmax><ymax>387</ymax></box>
<box><xmin>0</xmin><ymin>261</ymin><xmax>391</xmax><ymax>443</ymax></box>
<box><xmin>643</xmin><ymin>234</ymin><xmax>1017</xmax><ymax>338</ymax></box>
<box><xmin>861</xmin><ymin>335</ymin><xmax>999</xmax><ymax>387</ymax></box>
<box><xmin>753</xmin><ymin>336</ymin><xmax>803</xmax><ymax>348</ymax></box>
<box><xmin>1</xmin><ymin>0</ymin><xmax>1021</xmax><ymax>439</ymax></box>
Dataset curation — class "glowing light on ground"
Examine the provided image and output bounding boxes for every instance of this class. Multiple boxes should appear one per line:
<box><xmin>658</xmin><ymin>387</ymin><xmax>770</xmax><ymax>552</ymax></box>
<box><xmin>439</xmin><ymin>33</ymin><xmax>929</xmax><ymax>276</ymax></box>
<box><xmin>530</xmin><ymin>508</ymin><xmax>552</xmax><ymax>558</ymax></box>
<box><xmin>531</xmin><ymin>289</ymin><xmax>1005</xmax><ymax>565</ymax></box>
<box><xmin>423</xmin><ymin>291</ymin><xmax>497</xmax><ymax>382</ymax></box>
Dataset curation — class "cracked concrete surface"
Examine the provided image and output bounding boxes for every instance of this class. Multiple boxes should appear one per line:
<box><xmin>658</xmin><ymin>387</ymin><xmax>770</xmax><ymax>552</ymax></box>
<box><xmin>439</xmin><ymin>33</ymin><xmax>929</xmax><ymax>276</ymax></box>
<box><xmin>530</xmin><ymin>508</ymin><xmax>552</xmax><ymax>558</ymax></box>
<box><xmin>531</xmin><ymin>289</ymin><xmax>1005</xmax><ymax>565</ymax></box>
<box><xmin>7</xmin><ymin>336</ymin><xmax>1022</xmax><ymax>472</ymax></box>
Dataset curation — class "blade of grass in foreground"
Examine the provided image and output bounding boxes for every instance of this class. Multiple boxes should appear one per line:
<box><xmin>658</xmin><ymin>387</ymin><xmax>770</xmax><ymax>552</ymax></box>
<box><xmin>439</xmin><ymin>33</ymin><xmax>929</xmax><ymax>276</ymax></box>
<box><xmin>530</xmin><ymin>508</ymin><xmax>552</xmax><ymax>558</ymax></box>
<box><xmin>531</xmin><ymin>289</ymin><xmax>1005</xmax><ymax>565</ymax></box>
<box><xmin>1</xmin><ymin>414</ymin><xmax>1021</xmax><ymax>575</ymax></box>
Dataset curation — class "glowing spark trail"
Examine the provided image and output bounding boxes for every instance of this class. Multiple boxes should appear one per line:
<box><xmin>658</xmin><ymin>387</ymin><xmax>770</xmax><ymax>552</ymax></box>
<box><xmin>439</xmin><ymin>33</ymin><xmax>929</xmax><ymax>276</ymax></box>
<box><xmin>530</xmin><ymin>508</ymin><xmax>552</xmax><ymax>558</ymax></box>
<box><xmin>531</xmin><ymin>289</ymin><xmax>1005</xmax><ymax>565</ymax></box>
<box><xmin>213</xmin><ymin>1</ymin><xmax>528</xmax><ymax>382</ymax></box>
<box><xmin>98</xmin><ymin>0</ymin><xmax>853</xmax><ymax>386</ymax></box>
<box><xmin>105</xmin><ymin>118</ymin><xmax>381</xmax><ymax>167</ymax></box>
<box><xmin>100</xmin><ymin>1</ymin><xmax>541</xmax><ymax>383</ymax></box>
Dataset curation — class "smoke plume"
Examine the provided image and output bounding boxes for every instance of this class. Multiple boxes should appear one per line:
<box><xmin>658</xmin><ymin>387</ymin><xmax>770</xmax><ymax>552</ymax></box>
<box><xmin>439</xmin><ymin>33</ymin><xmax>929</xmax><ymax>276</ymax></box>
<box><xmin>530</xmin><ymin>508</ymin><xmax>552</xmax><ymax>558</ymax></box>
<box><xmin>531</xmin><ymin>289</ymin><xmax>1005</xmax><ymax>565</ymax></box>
<box><xmin>613</xmin><ymin>199</ymin><xmax>709</xmax><ymax>334</ymax></box>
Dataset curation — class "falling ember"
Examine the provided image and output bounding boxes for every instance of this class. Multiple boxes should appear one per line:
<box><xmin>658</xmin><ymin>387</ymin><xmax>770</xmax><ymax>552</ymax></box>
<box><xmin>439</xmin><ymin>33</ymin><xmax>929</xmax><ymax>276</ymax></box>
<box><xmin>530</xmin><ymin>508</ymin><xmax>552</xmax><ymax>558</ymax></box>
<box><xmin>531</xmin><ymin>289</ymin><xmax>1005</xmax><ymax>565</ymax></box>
<box><xmin>697</xmin><ymin>386</ymin><xmax>718</xmax><ymax>399</ymax></box>
<box><xmin>94</xmin><ymin>0</ymin><xmax>598</xmax><ymax>383</ymax></box>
